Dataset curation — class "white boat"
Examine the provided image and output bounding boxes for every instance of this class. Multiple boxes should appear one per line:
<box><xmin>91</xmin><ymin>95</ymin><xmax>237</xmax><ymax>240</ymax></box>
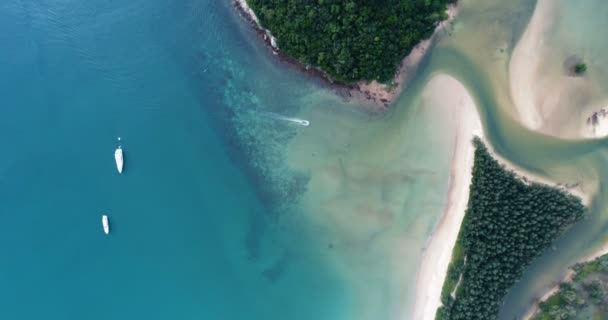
<box><xmin>283</xmin><ymin>117</ymin><xmax>310</xmax><ymax>126</ymax></box>
<box><xmin>115</xmin><ymin>146</ymin><xmax>123</xmax><ymax>174</ymax></box>
<box><xmin>102</xmin><ymin>215</ymin><xmax>110</xmax><ymax>234</ymax></box>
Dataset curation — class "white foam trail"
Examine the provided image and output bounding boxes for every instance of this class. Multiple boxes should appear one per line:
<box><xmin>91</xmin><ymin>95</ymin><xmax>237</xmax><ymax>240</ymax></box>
<box><xmin>263</xmin><ymin>112</ymin><xmax>310</xmax><ymax>126</ymax></box>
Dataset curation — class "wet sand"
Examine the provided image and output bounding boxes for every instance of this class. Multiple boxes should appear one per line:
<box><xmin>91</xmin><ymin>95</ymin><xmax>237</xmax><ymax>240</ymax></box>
<box><xmin>509</xmin><ymin>0</ymin><xmax>608</xmax><ymax>139</ymax></box>
<box><xmin>231</xmin><ymin>1</ymin><xmax>601</xmax><ymax>318</ymax></box>
<box><xmin>508</xmin><ymin>0</ymin><xmax>552</xmax><ymax>131</ymax></box>
<box><xmin>356</xmin><ymin>5</ymin><xmax>460</xmax><ymax>109</ymax></box>
<box><xmin>412</xmin><ymin>74</ymin><xmax>591</xmax><ymax>320</ymax></box>
<box><xmin>412</xmin><ymin>74</ymin><xmax>482</xmax><ymax>320</ymax></box>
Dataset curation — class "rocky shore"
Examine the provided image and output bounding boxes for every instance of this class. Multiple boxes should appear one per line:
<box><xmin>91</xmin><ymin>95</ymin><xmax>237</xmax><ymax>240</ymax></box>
<box><xmin>233</xmin><ymin>0</ymin><xmax>459</xmax><ymax>111</ymax></box>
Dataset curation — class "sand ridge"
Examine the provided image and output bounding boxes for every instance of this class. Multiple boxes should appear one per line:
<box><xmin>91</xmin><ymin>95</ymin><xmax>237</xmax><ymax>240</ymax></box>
<box><xmin>508</xmin><ymin>0</ymin><xmax>608</xmax><ymax>140</ymax></box>
<box><xmin>411</xmin><ymin>74</ymin><xmax>482</xmax><ymax>320</ymax></box>
<box><xmin>411</xmin><ymin>74</ymin><xmax>592</xmax><ymax>320</ymax></box>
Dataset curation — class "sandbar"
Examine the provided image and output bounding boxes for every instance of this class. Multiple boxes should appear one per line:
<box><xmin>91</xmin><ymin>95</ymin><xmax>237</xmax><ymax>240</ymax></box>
<box><xmin>412</xmin><ymin>74</ymin><xmax>482</xmax><ymax>320</ymax></box>
<box><xmin>412</xmin><ymin>74</ymin><xmax>591</xmax><ymax>320</ymax></box>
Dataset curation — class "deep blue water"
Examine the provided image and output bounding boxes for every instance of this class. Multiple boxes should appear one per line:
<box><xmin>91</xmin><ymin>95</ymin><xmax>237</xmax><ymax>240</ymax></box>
<box><xmin>0</xmin><ymin>0</ymin><xmax>349</xmax><ymax>319</ymax></box>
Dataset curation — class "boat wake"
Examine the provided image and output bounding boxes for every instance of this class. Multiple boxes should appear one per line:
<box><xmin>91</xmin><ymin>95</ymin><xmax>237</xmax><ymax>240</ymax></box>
<box><xmin>262</xmin><ymin>112</ymin><xmax>310</xmax><ymax>126</ymax></box>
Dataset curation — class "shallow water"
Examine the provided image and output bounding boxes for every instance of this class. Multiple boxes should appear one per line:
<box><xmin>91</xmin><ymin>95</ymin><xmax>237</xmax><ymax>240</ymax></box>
<box><xmin>271</xmin><ymin>0</ymin><xmax>608</xmax><ymax>317</ymax></box>
<box><xmin>416</xmin><ymin>0</ymin><xmax>608</xmax><ymax>318</ymax></box>
<box><xmin>2</xmin><ymin>0</ymin><xmax>608</xmax><ymax>319</ymax></box>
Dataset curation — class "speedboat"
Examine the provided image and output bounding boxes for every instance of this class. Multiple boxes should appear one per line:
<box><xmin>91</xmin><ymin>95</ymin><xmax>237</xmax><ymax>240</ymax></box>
<box><xmin>262</xmin><ymin>112</ymin><xmax>310</xmax><ymax>127</ymax></box>
<box><xmin>290</xmin><ymin>118</ymin><xmax>310</xmax><ymax>126</ymax></box>
<box><xmin>283</xmin><ymin>117</ymin><xmax>310</xmax><ymax>126</ymax></box>
<box><xmin>115</xmin><ymin>146</ymin><xmax>123</xmax><ymax>174</ymax></box>
<box><xmin>102</xmin><ymin>215</ymin><xmax>110</xmax><ymax>234</ymax></box>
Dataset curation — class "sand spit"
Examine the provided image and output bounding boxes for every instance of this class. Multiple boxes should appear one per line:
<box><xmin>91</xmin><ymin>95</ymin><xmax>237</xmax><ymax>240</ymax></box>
<box><xmin>411</xmin><ymin>74</ymin><xmax>482</xmax><ymax>320</ymax></box>
<box><xmin>480</xmin><ymin>143</ymin><xmax>591</xmax><ymax>206</ymax></box>
<box><xmin>508</xmin><ymin>0</ymin><xmax>552</xmax><ymax>131</ymax></box>
<box><xmin>233</xmin><ymin>0</ymin><xmax>459</xmax><ymax>111</ymax></box>
<box><xmin>412</xmin><ymin>74</ymin><xmax>592</xmax><ymax>320</ymax></box>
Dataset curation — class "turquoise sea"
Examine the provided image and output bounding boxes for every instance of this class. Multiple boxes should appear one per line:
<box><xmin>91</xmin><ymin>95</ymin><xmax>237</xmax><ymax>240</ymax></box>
<box><xmin>5</xmin><ymin>0</ymin><xmax>608</xmax><ymax>319</ymax></box>
<box><xmin>0</xmin><ymin>1</ymin><xmax>352</xmax><ymax>319</ymax></box>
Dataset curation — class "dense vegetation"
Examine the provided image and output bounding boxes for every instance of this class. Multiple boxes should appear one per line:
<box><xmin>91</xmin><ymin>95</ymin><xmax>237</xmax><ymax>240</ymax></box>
<box><xmin>532</xmin><ymin>254</ymin><xmax>608</xmax><ymax>320</ymax></box>
<box><xmin>436</xmin><ymin>138</ymin><xmax>586</xmax><ymax>320</ymax></box>
<box><xmin>574</xmin><ymin>62</ymin><xmax>587</xmax><ymax>75</ymax></box>
<box><xmin>246</xmin><ymin>0</ymin><xmax>455</xmax><ymax>83</ymax></box>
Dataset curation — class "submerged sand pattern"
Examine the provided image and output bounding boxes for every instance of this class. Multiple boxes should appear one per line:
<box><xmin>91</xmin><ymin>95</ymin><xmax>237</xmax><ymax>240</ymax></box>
<box><xmin>228</xmin><ymin>0</ymin><xmax>608</xmax><ymax>319</ymax></box>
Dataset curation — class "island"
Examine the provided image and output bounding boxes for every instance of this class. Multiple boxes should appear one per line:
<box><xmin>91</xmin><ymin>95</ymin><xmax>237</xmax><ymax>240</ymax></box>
<box><xmin>235</xmin><ymin>0</ymin><xmax>457</xmax><ymax>107</ymax></box>
<box><xmin>435</xmin><ymin>138</ymin><xmax>586</xmax><ymax>320</ymax></box>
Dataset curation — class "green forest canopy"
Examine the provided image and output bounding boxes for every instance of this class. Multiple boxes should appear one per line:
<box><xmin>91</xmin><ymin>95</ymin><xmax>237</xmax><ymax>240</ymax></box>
<box><xmin>436</xmin><ymin>138</ymin><xmax>586</xmax><ymax>320</ymax></box>
<box><xmin>532</xmin><ymin>254</ymin><xmax>608</xmax><ymax>320</ymax></box>
<box><xmin>245</xmin><ymin>0</ymin><xmax>456</xmax><ymax>84</ymax></box>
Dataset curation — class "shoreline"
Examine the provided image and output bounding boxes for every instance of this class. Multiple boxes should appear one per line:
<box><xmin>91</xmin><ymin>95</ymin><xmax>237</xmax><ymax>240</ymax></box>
<box><xmin>508</xmin><ymin>0</ymin><xmax>550</xmax><ymax>131</ymax></box>
<box><xmin>411</xmin><ymin>75</ymin><xmax>591</xmax><ymax>320</ymax></box>
<box><xmin>482</xmin><ymin>140</ymin><xmax>590</xmax><ymax>206</ymax></box>
<box><xmin>411</xmin><ymin>74</ymin><xmax>482</xmax><ymax>320</ymax></box>
<box><xmin>521</xmin><ymin>240</ymin><xmax>608</xmax><ymax>319</ymax></box>
<box><xmin>233</xmin><ymin>0</ymin><xmax>459</xmax><ymax>111</ymax></box>
<box><xmin>509</xmin><ymin>0</ymin><xmax>608</xmax><ymax>140</ymax></box>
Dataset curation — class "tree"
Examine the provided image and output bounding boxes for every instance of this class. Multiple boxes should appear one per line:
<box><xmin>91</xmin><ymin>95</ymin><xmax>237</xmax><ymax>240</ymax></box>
<box><xmin>586</xmin><ymin>280</ymin><xmax>605</xmax><ymax>304</ymax></box>
<box><xmin>436</xmin><ymin>138</ymin><xmax>586</xmax><ymax>320</ymax></box>
<box><xmin>246</xmin><ymin>0</ymin><xmax>456</xmax><ymax>83</ymax></box>
<box><xmin>574</xmin><ymin>63</ymin><xmax>587</xmax><ymax>75</ymax></box>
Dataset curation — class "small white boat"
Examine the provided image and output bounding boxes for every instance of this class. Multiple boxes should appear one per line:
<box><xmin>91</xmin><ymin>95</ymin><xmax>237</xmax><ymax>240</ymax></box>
<box><xmin>102</xmin><ymin>215</ymin><xmax>110</xmax><ymax>234</ymax></box>
<box><xmin>283</xmin><ymin>117</ymin><xmax>310</xmax><ymax>126</ymax></box>
<box><xmin>115</xmin><ymin>146</ymin><xmax>123</xmax><ymax>174</ymax></box>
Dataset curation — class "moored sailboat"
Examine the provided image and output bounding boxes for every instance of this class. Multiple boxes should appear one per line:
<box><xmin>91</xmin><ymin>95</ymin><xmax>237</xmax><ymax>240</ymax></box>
<box><xmin>102</xmin><ymin>215</ymin><xmax>110</xmax><ymax>234</ymax></box>
<box><xmin>115</xmin><ymin>146</ymin><xmax>123</xmax><ymax>174</ymax></box>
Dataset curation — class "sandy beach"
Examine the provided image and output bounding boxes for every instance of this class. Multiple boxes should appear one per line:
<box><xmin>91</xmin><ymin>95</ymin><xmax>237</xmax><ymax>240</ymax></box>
<box><xmin>235</xmin><ymin>2</ymin><xmax>597</xmax><ymax>318</ymax></box>
<box><xmin>411</xmin><ymin>74</ymin><xmax>481</xmax><ymax>320</ymax></box>
<box><xmin>509</xmin><ymin>0</ymin><xmax>608</xmax><ymax>140</ymax></box>
<box><xmin>581</xmin><ymin>105</ymin><xmax>608</xmax><ymax>138</ymax></box>
<box><xmin>355</xmin><ymin>4</ymin><xmax>459</xmax><ymax>109</ymax></box>
<box><xmin>508</xmin><ymin>0</ymin><xmax>551</xmax><ymax>131</ymax></box>
<box><xmin>412</xmin><ymin>74</ymin><xmax>592</xmax><ymax>320</ymax></box>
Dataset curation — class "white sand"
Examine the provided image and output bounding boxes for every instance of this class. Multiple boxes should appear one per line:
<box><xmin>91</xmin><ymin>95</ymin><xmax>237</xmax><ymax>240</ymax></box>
<box><xmin>509</xmin><ymin>0</ymin><xmax>608</xmax><ymax>140</ymax></box>
<box><xmin>284</xmin><ymin>82</ymin><xmax>475</xmax><ymax>319</ymax></box>
<box><xmin>591</xmin><ymin>118</ymin><xmax>608</xmax><ymax>138</ymax></box>
<box><xmin>359</xmin><ymin>4</ymin><xmax>460</xmax><ymax>106</ymax></box>
<box><xmin>580</xmin><ymin>105</ymin><xmax>608</xmax><ymax>139</ymax></box>
<box><xmin>508</xmin><ymin>0</ymin><xmax>552</xmax><ymax>131</ymax></box>
<box><xmin>412</xmin><ymin>74</ymin><xmax>592</xmax><ymax>320</ymax></box>
<box><xmin>412</xmin><ymin>74</ymin><xmax>482</xmax><ymax>320</ymax></box>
